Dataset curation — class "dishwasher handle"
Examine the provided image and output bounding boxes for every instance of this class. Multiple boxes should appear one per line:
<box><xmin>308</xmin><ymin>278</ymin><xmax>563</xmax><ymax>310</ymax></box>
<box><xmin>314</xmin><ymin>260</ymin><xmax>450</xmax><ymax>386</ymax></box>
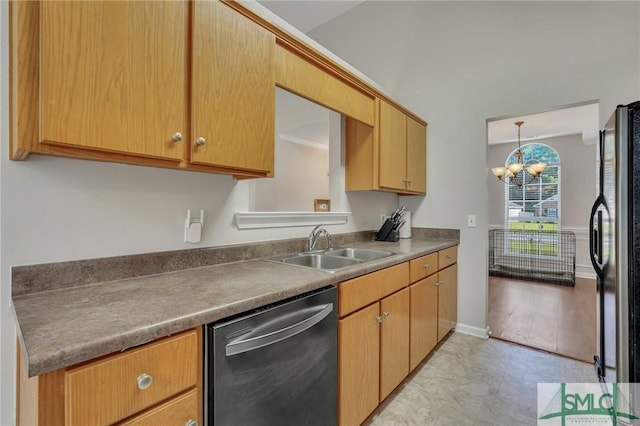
<box><xmin>225</xmin><ymin>303</ymin><xmax>334</xmax><ymax>356</ymax></box>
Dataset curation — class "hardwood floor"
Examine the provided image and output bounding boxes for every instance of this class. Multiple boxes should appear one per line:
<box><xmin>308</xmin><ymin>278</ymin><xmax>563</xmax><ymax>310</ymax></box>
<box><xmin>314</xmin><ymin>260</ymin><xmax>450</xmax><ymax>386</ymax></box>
<box><xmin>488</xmin><ymin>276</ymin><xmax>596</xmax><ymax>363</ymax></box>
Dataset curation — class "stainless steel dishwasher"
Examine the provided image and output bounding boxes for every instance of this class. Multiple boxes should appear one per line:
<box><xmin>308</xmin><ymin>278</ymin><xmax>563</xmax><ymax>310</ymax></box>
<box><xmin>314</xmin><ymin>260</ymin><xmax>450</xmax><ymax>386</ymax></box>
<box><xmin>205</xmin><ymin>286</ymin><xmax>337</xmax><ymax>426</ymax></box>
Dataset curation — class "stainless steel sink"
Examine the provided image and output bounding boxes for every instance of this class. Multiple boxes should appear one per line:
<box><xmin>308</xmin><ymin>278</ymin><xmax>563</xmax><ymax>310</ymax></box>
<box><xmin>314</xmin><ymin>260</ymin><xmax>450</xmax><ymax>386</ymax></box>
<box><xmin>263</xmin><ymin>247</ymin><xmax>396</xmax><ymax>272</ymax></box>
<box><xmin>325</xmin><ymin>247</ymin><xmax>395</xmax><ymax>261</ymax></box>
<box><xmin>269</xmin><ymin>253</ymin><xmax>362</xmax><ymax>272</ymax></box>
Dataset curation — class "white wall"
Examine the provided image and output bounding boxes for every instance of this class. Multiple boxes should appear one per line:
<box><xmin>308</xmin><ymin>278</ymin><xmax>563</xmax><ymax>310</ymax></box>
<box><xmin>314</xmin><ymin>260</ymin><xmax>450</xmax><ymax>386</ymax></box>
<box><xmin>0</xmin><ymin>3</ymin><xmax>399</xmax><ymax>423</ymax></box>
<box><xmin>308</xmin><ymin>1</ymin><xmax>640</xmax><ymax>337</ymax></box>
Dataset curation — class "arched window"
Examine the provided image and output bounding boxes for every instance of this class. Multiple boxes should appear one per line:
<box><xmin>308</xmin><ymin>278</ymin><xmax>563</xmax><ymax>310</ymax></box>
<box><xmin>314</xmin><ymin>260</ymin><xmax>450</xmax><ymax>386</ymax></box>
<box><xmin>505</xmin><ymin>143</ymin><xmax>560</xmax><ymax>232</ymax></box>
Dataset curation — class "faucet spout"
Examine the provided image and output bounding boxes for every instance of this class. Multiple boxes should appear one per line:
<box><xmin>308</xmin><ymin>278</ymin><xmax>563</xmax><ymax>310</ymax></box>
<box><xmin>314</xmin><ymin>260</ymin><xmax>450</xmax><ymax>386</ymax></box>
<box><xmin>308</xmin><ymin>225</ymin><xmax>332</xmax><ymax>252</ymax></box>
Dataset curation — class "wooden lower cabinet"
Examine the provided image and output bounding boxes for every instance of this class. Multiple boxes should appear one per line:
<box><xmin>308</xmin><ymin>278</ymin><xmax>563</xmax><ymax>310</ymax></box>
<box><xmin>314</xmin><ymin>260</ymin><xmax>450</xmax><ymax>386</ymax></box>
<box><xmin>379</xmin><ymin>288</ymin><xmax>410</xmax><ymax>401</ymax></box>
<box><xmin>17</xmin><ymin>328</ymin><xmax>202</xmax><ymax>426</ymax></box>
<box><xmin>437</xmin><ymin>264</ymin><xmax>458</xmax><ymax>342</ymax></box>
<box><xmin>409</xmin><ymin>274</ymin><xmax>438</xmax><ymax>371</ymax></box>
<box><xmin>338</xmin><ymin>290</ymin><xmax>411</xmax><ymax>425</ymax></box>
<box><xmin>338</xmin><ymin>247</ymin><xmax>458</xmax><ymax>426</ymax></box>
<box><xmin>120</xmin><ymin>388</ymin><xmax>199</xmax><ymax>426</ymax></box>
<box><xmin>338</xmin><ymin>303</ymin><xmax>380</xmax><ymax>426</ymax></box>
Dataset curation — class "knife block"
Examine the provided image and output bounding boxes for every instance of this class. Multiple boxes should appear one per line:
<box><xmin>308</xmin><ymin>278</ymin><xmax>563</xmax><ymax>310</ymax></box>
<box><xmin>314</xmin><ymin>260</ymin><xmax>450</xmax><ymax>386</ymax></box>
<box><xmin>375</xmin><ymin>219</ymin><xmax>400</xmax><ymax>242</ymax></box>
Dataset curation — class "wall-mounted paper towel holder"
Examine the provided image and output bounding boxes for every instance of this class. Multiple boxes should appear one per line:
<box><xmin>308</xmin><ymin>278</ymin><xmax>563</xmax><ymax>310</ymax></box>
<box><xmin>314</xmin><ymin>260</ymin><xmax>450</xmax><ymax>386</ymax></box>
<box><xmin>184</xmin><ymin>209</ymin><xmax>204</xmax><ymax>243</ymax></box>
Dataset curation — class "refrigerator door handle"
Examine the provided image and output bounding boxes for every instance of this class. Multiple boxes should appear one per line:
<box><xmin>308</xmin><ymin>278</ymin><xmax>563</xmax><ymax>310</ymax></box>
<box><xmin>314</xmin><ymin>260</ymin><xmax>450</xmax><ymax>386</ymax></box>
<box><xmin>589</xmin><ymin>193</ymin><xmax>606</xmax><ymax>278</ymax></box>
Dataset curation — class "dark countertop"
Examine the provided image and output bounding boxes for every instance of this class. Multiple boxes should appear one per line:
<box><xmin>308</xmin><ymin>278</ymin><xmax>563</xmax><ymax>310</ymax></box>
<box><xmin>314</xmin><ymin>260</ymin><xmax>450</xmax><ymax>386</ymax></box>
<box><xmin>13</xmin><ymin>236</ymin><xmax>457</xmax><ymax>377</ymax></box>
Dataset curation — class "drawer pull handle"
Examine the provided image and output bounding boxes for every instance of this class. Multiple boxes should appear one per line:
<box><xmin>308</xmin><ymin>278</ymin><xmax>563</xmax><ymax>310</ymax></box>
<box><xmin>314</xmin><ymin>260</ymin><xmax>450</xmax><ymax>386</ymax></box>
<box><xmin>383</xmin><ymin>312</ymin><xmax>390</xmax><ymax>318</ymax></box>
<box><xmin>136</xmin><ymin>373</ymin><xmax>153</xmax><ymax>390</ymax></box>
<box><xmin>376</xmin><ymin>315</ymin><xmax>383</xmax><ymax>323</ymax></box>
<box><xmin>436</xmin><ymin>281</ymin><xmax>444</xmax><ymax>287</ymax></box>
<box><xmin>446</xmin><ymin>254</ymin><xmax>453</xmax><ymax>259</ymax></box>
<box><xmin>423</xmin><ymin>264</ymin><xmax>430</xmax><ymax>269</ymax></box>
<box><xmin>185</xmin><ymin>420</ymin><xmax>198</xmax><ymax>426</ymax></box>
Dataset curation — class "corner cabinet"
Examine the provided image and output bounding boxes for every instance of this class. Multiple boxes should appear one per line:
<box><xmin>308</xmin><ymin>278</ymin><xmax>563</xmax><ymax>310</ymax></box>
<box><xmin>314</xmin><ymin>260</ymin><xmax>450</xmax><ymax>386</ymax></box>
<box><xmin>345</xmin><ymin>99</ymin><xmax>427</xmax><ymax>195</ymax></box>
<box><xmin>12</xmin><ymin>0</ymin><xmax>274</xmax><ymax>178</ymax></box>
<box><xmin>17</xmin><ymin>328</ymin><xmax>202</xmax><ymax>426</ymax></box>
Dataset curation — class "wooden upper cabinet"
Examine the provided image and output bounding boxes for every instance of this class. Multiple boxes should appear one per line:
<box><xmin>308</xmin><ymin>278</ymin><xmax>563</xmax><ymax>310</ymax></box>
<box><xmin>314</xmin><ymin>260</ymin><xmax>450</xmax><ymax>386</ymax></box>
<box><xmin>378</xmin><ymin>100</ymin><xmax>407</xmax><ymax>191</ymax></box>
<box><xmin>406</xmin><ymin>116</ymin><xmax>427</xmax><ymax>194</ymax></box>
<box><xmin>274</xmin><ymin>45</ymin><xmax>374</xmax><ymax>127</ymax></box>
<box><xmin>39</xmin><ymin>1</ymin><xmax>188</xmax><ymax>160</ymax></box>
<box><xmin>191</xmin><ymin>0</ymin><xmax>275</xmax><ymax>174</ymax></box>
<box><xmin>345</xmin><ymin>98</ymin><xmax>427</xmax><ymax>195</ymax></box>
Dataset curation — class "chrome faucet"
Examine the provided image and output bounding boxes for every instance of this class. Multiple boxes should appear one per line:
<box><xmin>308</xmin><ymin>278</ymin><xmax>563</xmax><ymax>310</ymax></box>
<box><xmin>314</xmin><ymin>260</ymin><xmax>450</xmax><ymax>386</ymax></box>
<box><xmin>308</xmin><ymin>225</ymin><xmax>332</xmax><ymax>252</ymax></box>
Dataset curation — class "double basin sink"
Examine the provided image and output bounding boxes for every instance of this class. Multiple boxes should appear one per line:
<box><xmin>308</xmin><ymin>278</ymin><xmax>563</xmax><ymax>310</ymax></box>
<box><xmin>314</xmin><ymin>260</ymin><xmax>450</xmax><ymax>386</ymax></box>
<box><xmin>264</xmin><ymin>247</ymin><xmax>397</xmax><ymax>273</ymax></box>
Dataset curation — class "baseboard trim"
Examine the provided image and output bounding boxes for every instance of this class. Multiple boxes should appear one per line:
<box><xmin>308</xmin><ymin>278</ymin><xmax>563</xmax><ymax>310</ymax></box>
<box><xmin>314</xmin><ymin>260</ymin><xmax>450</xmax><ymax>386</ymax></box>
<box><xmin>576</xmin><ymin>263</ymin><xmax>596</xmax><ymax>279</ymax></box>
<box><xmin>576</xmin><ymin>271</ymin><xmax>597</xmax><ymax>280</ymax></box>
<box><xmin>455</xmin><ymin>323</ymin><xmax>489</xmax><ymax>339</ymax></box>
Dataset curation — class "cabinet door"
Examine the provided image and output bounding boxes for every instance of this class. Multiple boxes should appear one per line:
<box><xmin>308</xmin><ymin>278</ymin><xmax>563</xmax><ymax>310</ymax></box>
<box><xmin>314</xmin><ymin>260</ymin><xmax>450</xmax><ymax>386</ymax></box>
<box><xmin>409</xmin><ymin>274</ymin><xmax>438</xmax><ymax>371</ymax></box>
<box><xmin>339</xmin><ymin>303</ymin><xmax>380</xmax><ymax>426</ymax></box>
<box><xmin>406</xmin><ymin>116</ymin><xmax>427</xmax><ymax>194</ymax></box>
<box><xmin>192</xmin><ymin>0</ymin><xmax>275</xmax><ymax>173</ymax></box>
<box><xmin>379</xmin><ymin>288</ymin><xmax>410</xmax><ymax>401</ymax></box>
<box><xmin>437</xmin><ymin>264</ymin><xmax>458</xmax><ymax>342</ymax></box>
<box><xmin>40</xmin><ymin>1</ymin><xmax>187</xmax><ymax>160</ymax></box>
<box><xmin>378</xmin><ymin>100</ymin><xmax>407</xmax><ymax>191</ymax></box>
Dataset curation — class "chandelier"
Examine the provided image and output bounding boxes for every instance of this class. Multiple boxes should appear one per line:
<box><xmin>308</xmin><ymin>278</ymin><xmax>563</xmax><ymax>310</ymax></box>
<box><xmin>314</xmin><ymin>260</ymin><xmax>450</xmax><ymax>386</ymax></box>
<box><xmin>491</xmin><ymin>121</ymin><xmax>547</xmax><ymax>187</ymax></box>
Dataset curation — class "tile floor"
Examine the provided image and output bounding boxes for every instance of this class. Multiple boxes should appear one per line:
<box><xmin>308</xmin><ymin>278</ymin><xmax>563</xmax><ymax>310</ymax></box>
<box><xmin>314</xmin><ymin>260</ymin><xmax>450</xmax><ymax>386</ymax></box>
<box><xmin>488</xmin><ymin>276</ymin><xmax>596</xmax><ymax>362</ymax></box>
<box><xmin>365</xmin><ymin>333</ymin><xmax>595</xmax><ymax>426</ymax></box>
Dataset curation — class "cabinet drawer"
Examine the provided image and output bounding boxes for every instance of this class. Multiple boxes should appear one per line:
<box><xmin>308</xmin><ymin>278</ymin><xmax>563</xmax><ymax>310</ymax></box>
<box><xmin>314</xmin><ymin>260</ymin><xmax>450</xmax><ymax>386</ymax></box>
<box><xmin>66</xmin><ymin>329</ymin><xmax>198</xmax><ymax>426</ymax></box>
<box><xmin>438</xmin><ymin>246</ymin><xmax>457</xmax><ymax>270</ymax></box>
<box><xmin>339</xmin><ymin>263</ymin><xmax>409</xmax><ymax>317</ymax></box>
<box><xmin>119</xmin><ymin>389</ymin><xmax>199</xmax><ymax>426</ymax></box>
<box><xmin>409</xmin><ymin>252</ymin><xmax>438</xmax><ymax>283</ymax></box>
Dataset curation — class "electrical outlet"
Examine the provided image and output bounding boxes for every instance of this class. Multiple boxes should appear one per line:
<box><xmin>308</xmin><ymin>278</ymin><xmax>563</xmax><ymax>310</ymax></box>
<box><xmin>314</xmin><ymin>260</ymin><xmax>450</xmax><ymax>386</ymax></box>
<box><xmin>467</xmin><ymin>214</ymin><xmax>477</xmax><ymax>228</ymax></box>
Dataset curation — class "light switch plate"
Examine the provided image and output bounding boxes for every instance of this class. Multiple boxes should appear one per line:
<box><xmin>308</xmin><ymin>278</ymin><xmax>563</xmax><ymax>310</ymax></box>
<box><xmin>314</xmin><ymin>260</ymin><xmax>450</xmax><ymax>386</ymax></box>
<box><xmin>467</xmin><ymin>214</ymin><xmax>477</xmax><ymax>228</ymax></box>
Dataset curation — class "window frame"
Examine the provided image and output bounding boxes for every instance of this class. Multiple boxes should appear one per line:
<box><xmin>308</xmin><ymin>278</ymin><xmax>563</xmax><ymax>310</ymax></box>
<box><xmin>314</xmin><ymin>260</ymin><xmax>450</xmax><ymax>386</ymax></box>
<box><xmin>503</xmin><ymin>143</ymin><xmax>561</xmax><ymax>258</ymax></box>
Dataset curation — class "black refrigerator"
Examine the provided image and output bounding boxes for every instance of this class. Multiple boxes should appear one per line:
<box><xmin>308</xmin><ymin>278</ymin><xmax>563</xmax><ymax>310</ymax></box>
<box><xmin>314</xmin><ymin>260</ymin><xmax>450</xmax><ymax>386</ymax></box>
<box><xmin>590</xmin><ymin>100</ymin><xmax>640</xmax><ymax>386</ymax></box>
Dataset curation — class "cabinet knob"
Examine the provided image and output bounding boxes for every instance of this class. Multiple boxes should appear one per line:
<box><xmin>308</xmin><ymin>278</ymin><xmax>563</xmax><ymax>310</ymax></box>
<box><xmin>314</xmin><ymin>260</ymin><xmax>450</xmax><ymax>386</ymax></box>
<box><xmin>435</xmin><ymin>281</ymin><xmax>444</xmax><ymax>287</ymax></box>
<box><xmin>195</xmin><ymin>137</ymin><xmax>206</xmax><ymax>146</ymax></box>
<box><xmin>383</xmin><ymin>312</ymin><xmax>390</xmax><ymax>318</ymax></box>
<box><xmin>185</xmin><ymin>420</ymin><xmax>198</xmax><ymax>426</ymax></box>
<box><xmin>375</xmin><ymin>315</ymin><xmax>383</xmax><ymax>323</ymax></box>
<box><xmin>423</xmin><ymin>264</ymin><xmax>430</xmax><ymax>269</ymax></box>
<box><xmin>136</xmin><ymin>373</ymin><xmax>153</xmax><ymax>390</ymax></box>
<box><xmin>172</xmin><ymin>132</ymin><xmax>183</xmax><ymax>142</ymax></box>
<box><xmin>446</xmin><ymin>254</ymin><xmax>453</xmax><ymax>259</ymax></box>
